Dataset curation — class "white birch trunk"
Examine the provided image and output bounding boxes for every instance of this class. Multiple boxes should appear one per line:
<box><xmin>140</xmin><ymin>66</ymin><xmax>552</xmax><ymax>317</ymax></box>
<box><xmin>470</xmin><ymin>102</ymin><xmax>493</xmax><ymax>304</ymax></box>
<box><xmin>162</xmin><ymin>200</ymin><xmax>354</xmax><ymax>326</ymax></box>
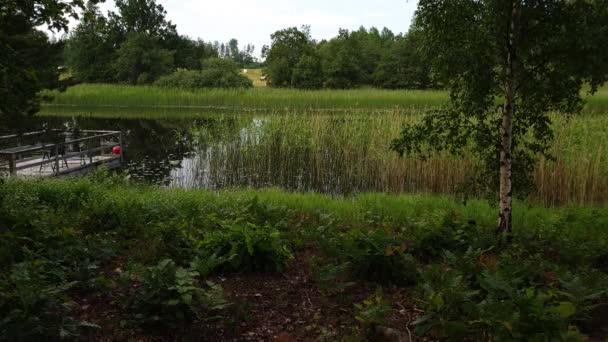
<box><xmin>498</xmin><ymin>0</ymin><xmax>518</xmax><ymax>235</ymax></box>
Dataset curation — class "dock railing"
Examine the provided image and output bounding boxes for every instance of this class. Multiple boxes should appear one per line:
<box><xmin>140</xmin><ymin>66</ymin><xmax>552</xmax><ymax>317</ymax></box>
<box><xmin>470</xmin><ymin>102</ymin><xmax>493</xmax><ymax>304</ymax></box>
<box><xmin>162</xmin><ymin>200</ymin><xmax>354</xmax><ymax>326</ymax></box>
<box><xmin>0</xmin><ymin>130</ymin><xmax>122</xmax><ymax>176</ymax></box>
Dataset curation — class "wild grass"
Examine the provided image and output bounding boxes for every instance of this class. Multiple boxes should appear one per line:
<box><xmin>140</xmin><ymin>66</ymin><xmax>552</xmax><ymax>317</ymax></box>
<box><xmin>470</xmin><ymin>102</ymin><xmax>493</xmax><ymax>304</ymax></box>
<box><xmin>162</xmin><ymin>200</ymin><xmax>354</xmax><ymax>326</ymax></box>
<box><xmin>41</xmin><ymin>83</ymin><xmax>448</xmax><ymax>113</ymax></box>
<box><xmin>242</xmin><ymin>68</ymin><xmax>267</xmax><ymax>87</ymax></box>
<box><xmin>175</xmin><ymin>112</ymin><xmax>608</xmax><ymax>205</ymax></box>
<box><xmin>2</xmin><ymin>176</ymin><xmax>606</xmax><ymax>244</ymax></box>
<box><xmin>41</xmin><ymin>83</ymin><xmax>608</xmax><ymax>115</ymax></box>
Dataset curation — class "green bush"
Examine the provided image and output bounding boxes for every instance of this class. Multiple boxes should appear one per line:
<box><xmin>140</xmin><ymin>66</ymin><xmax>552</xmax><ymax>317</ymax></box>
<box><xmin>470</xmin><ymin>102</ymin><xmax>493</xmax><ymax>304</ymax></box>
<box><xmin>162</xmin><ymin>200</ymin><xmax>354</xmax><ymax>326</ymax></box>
<box><xmin>0</xmin><ymin>260</ymin><xmax>96</xmax><ymax>339</ymax></box>
<box><xmin>1</xmin><ymin>179</ymin><xmax>607</xmax><ymax>339</ymax></box>
<box><xmin>127</xmin><ymin>259</ymin><xmax>229</xmax><ymax>327</ymax></box>
<box><xmin>414</xmin><ymin>217</ymin><xmax>495</xmax><ymax>261</ymax></box>
<box><xmin>413</xmin><ymin>254</ymin><xmax>607</xmax><ymax>340</ymax></box>
<box><xmin>155</xmin><ymin>58</ymin><xmax>252</xmax><ymax>89</ymax></box>
<box><xmin>354</xmin><ymin>288</ymin><xmax>391</xmax><ymax>328</ymax></box>
<box><xmin>341</xmin><ymin>228</ymin><xmax>418</xmax><ymax>285</ymax></box>
<box><xmin>310</xmin><ymin>258</ymin><xmax>355</xmax><ymax>295</ymax></box>
<box><xmin>200</xmin><ymin>220</ymin><xmax>293</xmax><ymax>272</ymax></box>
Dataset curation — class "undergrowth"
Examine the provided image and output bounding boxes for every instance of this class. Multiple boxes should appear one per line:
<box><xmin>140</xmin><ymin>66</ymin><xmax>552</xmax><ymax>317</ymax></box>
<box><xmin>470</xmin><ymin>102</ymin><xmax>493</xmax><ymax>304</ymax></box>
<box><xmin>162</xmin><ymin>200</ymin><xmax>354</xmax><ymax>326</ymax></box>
<box><xmin>0</xmin><ymin>176</ymin><xmax>606</xmax><ymax>339</ymax></box>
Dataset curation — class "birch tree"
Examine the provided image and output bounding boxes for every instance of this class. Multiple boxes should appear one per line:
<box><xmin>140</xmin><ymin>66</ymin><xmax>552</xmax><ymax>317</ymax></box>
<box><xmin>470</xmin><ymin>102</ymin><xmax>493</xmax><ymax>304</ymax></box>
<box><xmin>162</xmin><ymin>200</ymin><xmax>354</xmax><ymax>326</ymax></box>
<box><xmin>392</xmin><ymin>0</ymin><xmax>608</xmax><ymax>235</ymax></box>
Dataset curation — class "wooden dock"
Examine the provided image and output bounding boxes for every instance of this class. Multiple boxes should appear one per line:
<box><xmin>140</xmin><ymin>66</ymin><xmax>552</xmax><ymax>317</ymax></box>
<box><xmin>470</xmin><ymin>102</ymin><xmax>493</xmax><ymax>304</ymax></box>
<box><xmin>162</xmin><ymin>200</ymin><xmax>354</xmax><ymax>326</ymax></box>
<box><xmin>0</xmin><ymin>130</ymin><xmax>123</xmax><ymax>178</ymax></box>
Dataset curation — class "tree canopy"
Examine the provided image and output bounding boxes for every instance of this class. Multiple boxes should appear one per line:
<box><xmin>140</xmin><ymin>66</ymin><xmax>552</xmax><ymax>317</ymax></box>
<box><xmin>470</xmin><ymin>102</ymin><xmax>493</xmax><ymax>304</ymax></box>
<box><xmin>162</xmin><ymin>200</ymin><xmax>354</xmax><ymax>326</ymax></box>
<box><xmin>263</xmin><ymin>25</ymin><xmax>436</xmax><ymax>89</ymax></box>
<box><xmin>64</xmin><ymin>0</ymin><xmax>259</xmax><ymax>85</ymax></box>
<box><xmin>113</xmin><ymin>32</ymin><xmax>174</xmax><ymax>84</ymax></box>
<box><xmin>0</xmin><ymin>0</ymin><xmax>90</xmax><ymax>125</ymax></box>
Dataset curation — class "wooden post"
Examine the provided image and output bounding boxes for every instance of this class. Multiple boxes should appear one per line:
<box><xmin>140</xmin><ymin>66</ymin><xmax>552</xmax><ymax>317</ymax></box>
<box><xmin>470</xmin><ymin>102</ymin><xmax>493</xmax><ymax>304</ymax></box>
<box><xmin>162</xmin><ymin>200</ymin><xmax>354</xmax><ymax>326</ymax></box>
<box><xmin>8</xmin><ymin>154</ymin><xmax>16</xmax><ymax>176</ymax></box>
<box><xmin>118</xmin><ymin>132</ymin><xmax>124</xmax><ymax>163</ymax></box>
<box><xmin>89</xmin><ymin>138</ymin><xmax>94</xmax><ymax>165</ymax></box>
<box><xmin>54</xmin><ymin>144</ymin><xmax>60</xmax><ymax>176</ymax></box>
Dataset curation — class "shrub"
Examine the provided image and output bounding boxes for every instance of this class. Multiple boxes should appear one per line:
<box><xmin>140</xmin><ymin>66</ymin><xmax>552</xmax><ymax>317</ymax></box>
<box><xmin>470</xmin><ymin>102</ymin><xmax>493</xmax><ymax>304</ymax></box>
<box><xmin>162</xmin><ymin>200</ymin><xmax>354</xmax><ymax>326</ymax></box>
<box><xmin>341</xmin><ymin>228</ymin><xmax>418</xmax><ymax>285</ymax></box>
<box><xmin>310</xmin><ymin>258</ymin><xmax>355</xmax><ymax>295</ymax></box>
<box><xmin>127</xmin><ymin>259</ymin><xmax>229</xmax><ymax>327</ymax></box>
<box><xmin>354</xmin><ymin>288</ymin><xmax>391</xmax><ymax>328</ymax></box>
<box><xmin>414</xmin><ymin>217</ymin><xmax>494</xmax><ymax>261</ymax></box>
<box><xmin>200</xmin><ymin>220</ymin><xmax>293</xmax><ymax>272</ymax></box>
<box><xmin>413</xmin><ymin>266</ymin><xmax>481</xmax><ymax>339</ymax></box>
<box><xmin>0</xmin><ymin>260</ymin><xmax>97</xmax><ymax>339</ymax></box>
<box><xmin>413</xmin><ymin>255</ymin><xmax>607</xmax><ymax>340</ymax></box>
<box><xmin>155</xmin><ymin>58</ymin><xmax>252</xmax><ymax>89</ymax></box>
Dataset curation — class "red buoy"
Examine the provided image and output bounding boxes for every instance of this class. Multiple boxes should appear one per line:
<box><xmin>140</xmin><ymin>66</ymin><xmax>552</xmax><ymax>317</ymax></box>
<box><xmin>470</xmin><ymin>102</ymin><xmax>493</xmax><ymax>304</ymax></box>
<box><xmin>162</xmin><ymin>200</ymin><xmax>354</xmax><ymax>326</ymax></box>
<box><xmin>112</xmin><ymin>145</ymin><xmax>121</xmax><ymax>155</ymax></box>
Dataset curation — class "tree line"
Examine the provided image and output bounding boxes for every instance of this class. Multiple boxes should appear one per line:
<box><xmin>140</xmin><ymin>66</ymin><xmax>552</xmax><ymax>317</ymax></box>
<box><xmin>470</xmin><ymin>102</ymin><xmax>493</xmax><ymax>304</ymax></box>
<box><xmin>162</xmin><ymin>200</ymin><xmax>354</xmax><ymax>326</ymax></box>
<box><xmin>263</xmin><ymin>25</ymin><xmax>435</xmax><ymax>89</ymax></box>
<box><xmin>64</xmin><ymin>1</ymin><xmax>432</xmax><ymax>90</ymax></box>
<box><xmin>64</xmin><ymin>0</ymin><xmax>259</xmax><ymax>86</ymax></box>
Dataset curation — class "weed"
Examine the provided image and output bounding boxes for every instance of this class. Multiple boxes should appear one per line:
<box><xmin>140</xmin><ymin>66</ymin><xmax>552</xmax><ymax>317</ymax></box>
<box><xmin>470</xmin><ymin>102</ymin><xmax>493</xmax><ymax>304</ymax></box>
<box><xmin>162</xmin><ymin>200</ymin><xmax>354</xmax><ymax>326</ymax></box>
<box><xmin>0</xmin><ymin>260</ymin><xmax>97</xmax><ymax>339</ymax></box>
<box><xmin>126</xmin><ymin>259</ymin><xmax>229</xmax><ymax>327</ymax></box>
<box><xmin>310</xmin><ymin>258</ymin><xmax>356</xmax><ymax>295</ymax></box>
<box><xmin>341</xmin><ymin>228</ymin><xmax>418</xmax><ymax>285</ymax></box>
<box><xmin>200</xmin><ymin>219</ymin><xmax>293</xmax><ymax>273</ymax></box>
<box><xmin>354</xmin><ymin>288</ymin><xmax>391</xmax><ymax>328</ymax></box>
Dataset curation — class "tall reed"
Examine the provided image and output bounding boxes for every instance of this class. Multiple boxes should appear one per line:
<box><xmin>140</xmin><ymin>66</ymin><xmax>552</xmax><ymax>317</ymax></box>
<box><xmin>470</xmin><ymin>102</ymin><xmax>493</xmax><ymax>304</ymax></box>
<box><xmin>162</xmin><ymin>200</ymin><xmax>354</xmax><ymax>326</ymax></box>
<box><xmin>169</xmin><ymin>112</ymin><xmax>607</xmax><ymax>206</ymax></box>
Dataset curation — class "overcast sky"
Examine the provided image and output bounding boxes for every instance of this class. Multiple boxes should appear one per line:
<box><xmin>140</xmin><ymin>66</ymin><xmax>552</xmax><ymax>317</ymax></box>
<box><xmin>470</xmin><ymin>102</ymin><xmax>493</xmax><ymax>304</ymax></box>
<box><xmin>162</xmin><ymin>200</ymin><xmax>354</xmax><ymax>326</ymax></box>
<box><xmin>95</xmin><ymin>0</ymin><xmax>419</xmax><ymax>58</ymax></box>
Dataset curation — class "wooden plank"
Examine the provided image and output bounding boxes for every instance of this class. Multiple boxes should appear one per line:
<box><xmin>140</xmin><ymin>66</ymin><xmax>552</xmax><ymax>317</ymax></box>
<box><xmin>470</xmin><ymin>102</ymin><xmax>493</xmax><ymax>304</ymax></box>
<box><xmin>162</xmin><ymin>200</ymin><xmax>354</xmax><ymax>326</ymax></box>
<box><xmin>16</xmin><ymin>155</ymin><xmax>120</xmax><ymax>176</ymax></box>
<box><xmin>0</xmin><ymin>132</ymin><xmax>120</xmax><ymax>156</ymax></box>
<box><xmin>56</xmin><ymin>155</ymin><xmax>119</xmax><ymax>176</ymax></box>
<box><xmin>0</xmin><ymin>144</ymin><xmax>50</xmax><ymax>155</ymax></box>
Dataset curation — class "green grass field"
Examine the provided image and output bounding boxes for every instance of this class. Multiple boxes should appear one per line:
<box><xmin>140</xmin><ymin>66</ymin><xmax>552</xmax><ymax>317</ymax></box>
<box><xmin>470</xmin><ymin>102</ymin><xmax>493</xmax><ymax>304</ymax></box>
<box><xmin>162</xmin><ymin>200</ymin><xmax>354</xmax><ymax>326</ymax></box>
<box><xmin>242</xmin><ymin>68</ymin><xmax>267</xmax><ymax>87</ymax></box>
<box><xmin>41</xmin><ymin>83</ymin><xmax>608</xmax><ymax>115</ymax></box>
<box><xmin>41</xmin><ymin>84</ymin><xmax>448</xmax><ymax>113</ymax></box>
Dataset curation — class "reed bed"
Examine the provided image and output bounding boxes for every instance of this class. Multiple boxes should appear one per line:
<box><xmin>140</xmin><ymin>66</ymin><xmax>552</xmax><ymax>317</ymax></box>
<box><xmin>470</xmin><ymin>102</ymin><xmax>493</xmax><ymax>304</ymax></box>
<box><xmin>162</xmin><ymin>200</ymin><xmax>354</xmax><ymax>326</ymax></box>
<box><xmin>167</xmin><ymin>112</ymin><xmax>607</xmax><ymax>206</ymax></box>
<box><xmin>41</xmin><ymin>83</ymin><xmax>608</xmax><ymax>116</ymax></box>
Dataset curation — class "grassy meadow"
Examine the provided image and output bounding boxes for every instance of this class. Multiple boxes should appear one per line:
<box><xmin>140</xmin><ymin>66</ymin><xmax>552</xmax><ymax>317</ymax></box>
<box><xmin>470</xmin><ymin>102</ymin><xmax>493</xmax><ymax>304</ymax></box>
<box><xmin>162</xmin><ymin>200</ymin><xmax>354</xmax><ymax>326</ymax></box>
<box><xmin>41</xmin><ymin>83</ymin><xmax>448</xmax><ymax>113</ymax></box>
<box><xmin>41</xmin><ymin>83</ymin><xmax>608</xmax><ymax>115</ymax></box>
<box><xmin>242</xmin><ymin>68</ymin><xmax>267</xmax><ymax>87</ymax></box>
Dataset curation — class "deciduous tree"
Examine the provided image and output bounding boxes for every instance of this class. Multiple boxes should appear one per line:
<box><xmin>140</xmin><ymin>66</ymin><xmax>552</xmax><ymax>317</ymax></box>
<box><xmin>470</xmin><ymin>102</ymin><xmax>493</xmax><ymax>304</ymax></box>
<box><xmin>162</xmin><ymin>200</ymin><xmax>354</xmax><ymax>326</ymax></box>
<box><xmin>113</xmin><ymin>32</ymin><xmax>173</xmax><ymax>84</ymax></box>
<box><xmin>392</xmin><ymin>0</ymin><xmax>608</xmax><ymax>235</ymax></box>
<box><xmin>265</xmin><ymin>27</ymin><xmax>314</xmax><ymax>87</ymax></box>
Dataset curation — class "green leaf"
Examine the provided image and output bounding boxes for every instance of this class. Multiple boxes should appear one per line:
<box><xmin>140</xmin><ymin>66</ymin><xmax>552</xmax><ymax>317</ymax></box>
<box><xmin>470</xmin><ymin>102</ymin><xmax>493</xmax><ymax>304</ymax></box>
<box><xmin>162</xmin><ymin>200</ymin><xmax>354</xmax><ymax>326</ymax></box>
<box><xmin>431</xmin><ymin>294</ymin><xmax>444</xmax><ymax>307</ymax></box>
<box><xmin>553</xmin><ymin>301</ymin><xmax>576</xmax><ymax>318</ymax></box>
<box><xmin>181</xmin><ymin>293</ymin><xmax>193</xmax><ymax>305</ymax></box>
